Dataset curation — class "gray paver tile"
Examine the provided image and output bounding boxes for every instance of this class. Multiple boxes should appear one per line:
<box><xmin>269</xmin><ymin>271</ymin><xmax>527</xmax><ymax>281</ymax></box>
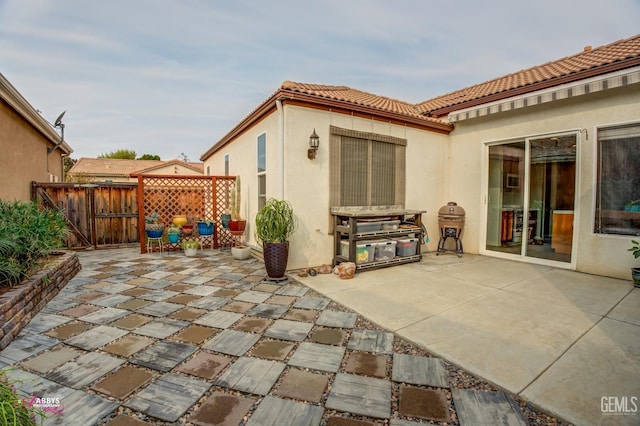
<box><xmin>135</xmin><ymin>301</ymin><xmax>183</xmax><ymax>317</ymax></box>
<box><xmin>288</xmin><ymin>342</ymin><xmax>346</xmax><ymax>373</ymax></box>
<box><xmin>124</xmin><ymin>373</ymin><xmax>210</xmax><ymax>422</ymax></box>
<box><xmin>194</xmin><ymin>310</ymin><xmax>243</xmax><ymax>329</ymax></box>
<box><xmin>130</xmin><ymin>340</ymin><xmax>197</xmax><ymax>372</ymax></box>
<box><xmin>133</xmin><ymin>317</ymin><xmax>187</xmax><ymax>338</ymax></box>
<box><xmin>247</xmin><ymin>396</ymin><xmax>323</xmax><ymax>426</ymax></box>
<box><xmin>293</xmin><ymin>296</ymin><xmax>330</xmax><ymax>310</ymax></box>
<box><xmin>141</xmin><ymin>271</ymin><xmax>174</xmax><ymax>280</ymax></box>
<box><xmin>138</xmin><ymin>289</ymin><xmax>178</xmax><ymax>301</ymax></box>
<box><xmin>47</xmin><ymin>389</ymin><xmax>119</xmax><ymax>425</ymax></box>
<box><xmin>451</xmin><ymin>388</ymin><xmax>527</xmax><ymax>426</ymax></box>
<box><xmin>202</xmin><ymin>329</ymin><xmax>260</xmax><ymax>356</ymax></box>
<box><xmin>3</xmin><ymin>368</ymin><xmax>75</xmax><ymax>400</ymax></box>
<box><xmin>275</xmin><ymin>286</ymin><xmax>308</xmax><ymax>297</ymax></box>
<box><xmin>181</xmin><ymin>275</ymin><xmax>214</xmax><ymax>285</ymax></box>
<box><xmin>246</xmin><ymin>303</ymin><xmax>289</xmax><ymax>319</ymax></box>
<box><xmin>348</xmin><ymin>329</ymin><xmax>394</xmax><ymax>354</ymax></box>
<box><xmin>184</xmin><ymin>286</ymin><xmax>220</xmax><ymax>296</ymax></box>
<box><xmin>317</xmin><ymin>310</ymin><xmax>358</xmax><ymax>328</ymax></box>
<box><xmin>92</xmin><ymin>294</ymin><xmax>135</xmax><ymax>307</ymax></box>
<box><xmin>392</xmin><ymin>354</ymin><xmax>449</xmax><ymax>388</ymax></box>
<box><xmin>187</xmin><ymin>296</ymin><xmax>230</xmax><ymax>310</ymax></box>
<box><xmin>326</xmin><ymin>373</ymin><xmax>391</xmax><ymax>419</ymax></box>
<box><xmin>79</xmin><ymin>307</ymin><xmax>129</xmax><ymax>324</ymax></box>
<box><xmin>215</xmin><ymin>357</ymin><xmax>285</xmax><ymax>395</ymax></box>
<box><xmin>140</xmin><ymin>279</ymin><xmax>173</xmax><ymax>289</ymax></box>
<box><xmin>45</xmin><ymin>352</ymin><xmax>125</xmax><ymax>388</ymax></box>
<box><xmin>95</xmin><ymin>282</ymin><xmax>135</xmax><ymax>294</ymax></box>
<box><xmin>19</xmin><ymin>313</ymin><xmax>71</xmax><ymax>335</ymax></box>
<box><xmin>64</xmin><ymin>325</ymin><xmax>128</xmax><ymax>350</ymax></box>
<box><xmin>21</xmin><ymin>346</ymin><xmax>82</xmax><ymax>373</ymax></box>
<box><xmin>234</xmin><ymin>290</ymin><xmax>271</xmax><ymax>303</ymax></box>
<box><xmin>264</xmin><ymin>319</ymin><xmax>313</xmax><ymax>341</ymax></box>
<box><xmin>0</xmin><ymin>335</ymin><xmax>59</xmax><ymax>363</ymax></box>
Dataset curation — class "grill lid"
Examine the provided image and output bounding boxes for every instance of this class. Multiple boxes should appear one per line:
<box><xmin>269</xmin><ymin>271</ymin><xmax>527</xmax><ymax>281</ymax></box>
<box><xmin>438</xmin><ymin>202</ymin><xmax>466</xmax><ymax>217</ymax></box>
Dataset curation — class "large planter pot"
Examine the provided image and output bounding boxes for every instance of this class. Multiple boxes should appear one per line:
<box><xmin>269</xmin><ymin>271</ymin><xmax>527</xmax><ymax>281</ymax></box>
<box><xmin>228</xmin><ymin>220</ymin><xmax>246</xmax><ymax>232</ymax></box>
<box><xmin>168</xmin><ymin>233</ymin><xmax>180</xmax><ymax>244</ymax></box>
<box><xmin>184</xmin><ymin>247</ymin><xmax>198</xmax><ymax>257</ymax></box>
<box><xmin>181</xmin><ymin>224</ymin><xmax>194</xmax><ymax>236</ymax></box>
<box><xmin>632</xmin><ymin>267</ymin><xmax>640</xmax><ymax>287</ymax></box>
<box><xmin>263</xmin><ymin>241</ymin><xmax>289</xmax><ymax>279</ymax></box>
<box><xmin>173</xmin><ymin>215</ymin><xmax>188</xmax><ymax>227</ymax></box>
<box><xmin>197</xmin><ymin>222</ymin><xmax>214</xmax><ymax>236</ymax></box>
<box><xmin>231</xmin><ymin>246</ymin><xmax>252</xmax><ymax>260</ymax></box>
<box><xmin>145</xmin><ymin>226</ymin><xmax>164</xmax><ymax>238</ymax></box>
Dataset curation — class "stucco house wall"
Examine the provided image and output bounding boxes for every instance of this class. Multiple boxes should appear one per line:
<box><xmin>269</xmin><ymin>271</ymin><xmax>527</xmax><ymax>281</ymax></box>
<box><xmin>448</xmin><ymin>82</ymin><xmax>640</xmax><ymax>279</ymax></box>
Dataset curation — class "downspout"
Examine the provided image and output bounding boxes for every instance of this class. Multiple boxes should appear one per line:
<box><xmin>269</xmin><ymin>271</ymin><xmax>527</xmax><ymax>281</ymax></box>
<box><xmin>276</xmin><ymin>98</ymin><xmax>285</xmax><ymax>198</ymax></box>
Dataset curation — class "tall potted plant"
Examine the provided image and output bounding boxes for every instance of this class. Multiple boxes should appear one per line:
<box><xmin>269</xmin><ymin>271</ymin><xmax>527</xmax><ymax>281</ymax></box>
<box><xmin>228</xmin><ymin>175</ymin><xmax>246</xmax><ymax>232</ymax></box>
<box><xmin>628</xmin><ymin>240</ymin><xmax>640</xmax><ymax>287</ymax></box>
<box><xmin>255</xmin><ymin>198</ymin><xmax>296</xmax><ymax>279</ymax></box>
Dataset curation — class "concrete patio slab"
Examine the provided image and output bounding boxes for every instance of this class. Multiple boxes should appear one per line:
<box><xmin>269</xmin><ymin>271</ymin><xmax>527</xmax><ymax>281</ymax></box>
<box><xmin>392</xmin><ymin>354</ymin><xmax>449</xmax><ymax>388</ymax></box>
<box><xmin>246</xmin><ymin>303</ymin><xmax>289</xmax><ymax>319</ymax></box>
<box><xmin>202</xmin><ymin>329</ymin><xmax>260</xmax><ymax>356</ymax></box>
<box><xmin>0</xmin><ymin>335</ymin><xmax>59</xmax><ymax>363</ymax></box>
<box><xmin>130</xmin><ymin>340</ymin><xmax>197</xmax><ymax>372</ymax></box>
<box><xmin>215</xmin><ymin>357</ymin><xmax>285</xmax><ymax>395</ymax></box>
<box><xmin>288</xmin><ymin>342</ymin><xmax>345</xmax><ymax>372</ymax></box>
<box><xmin>247</xmin><ymin>396</ymin><xmax>323</xmax><ymax>426</ymax></box>
<box><xmin>175</xmin><ymin>351</ymin><xmax>231</xmax><ymax>379</ymax></box>
<box><xmin>45</xmin><ymin>352</ymin><xmax>124</xmax><ymax>388</ymax></box>
<box><xmin>264</xmin><ymin>319</ymin><xmax>313</xmax><ymax>341</ymax></box>
<box><xmin>399</xmin><ymin>385</ymin><xmax>450</xmax><ymax>422</ymax></box>
<box><xmin>326</xmin><ymin>373</ymin><xmax>391</xmax><ymax>419</ymax></box>
<box><xmin>452</xmin><ymin>388</ymin><xmax>526</xmax><ymax>426</ymax></box>
<box><xmin>607</xmin><ymin>287</ymin><xmax>640</xmax><ymax>326</ymax></box>
<box><xmin>133</xmin><ymin>317</ymin><xmax>187</xmax><ymax>338</ymax></box>
<box><xmin>50</xmin><ymin>389</ymin><xmax>121</xmax><ymax>426</ymax></box>
<box><xmin>347</xmin><ymin>329</ymin><xmax>394</xmax><ymax>354</ymax></box>
<box><xmin>317</xmin><ymin>310</ymin><xmax>358</xmax><ymax>328</ymax></box>
<box><xmin>64</xmin><ymin>324</ymin><xmax>128</xmax><ymax>350</ymax></box>
<box><xmin>188</xmin><ymin>391</ymin><xmax>254</xmax><ymax>426</ymax></box>
<box><xmin>194</xmin><ymin>310</ymin><xmax>243</xmax><ymax>329</ymax></box>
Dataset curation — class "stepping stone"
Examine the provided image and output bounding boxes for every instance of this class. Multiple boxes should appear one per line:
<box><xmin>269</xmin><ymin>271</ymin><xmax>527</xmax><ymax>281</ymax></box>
<box><xmin>65</xmin><ymin>325</ymin><xmax>128</xmax><ymax>350</ymax></box>
<box><xmin>130</xmin><ymin>340</ymin><xmax>197</xmax><ymax>372</ymax></box>
<box><xmin>105</xmin><ymin>414</ymin><xmax>152</xmax><ymax>425</ymax></box>
<box><xmin>19</xmin><ymin>313</ymin><xmax>71</xmax><ymax>334</ymax></box>
<box><xmin>327</xmin><ymin>418</ymin><xmax>375</xmax><ymax>426</ymax></box>
<box><xmin>202</xmin><ymin>330</ymin><xmax>260</xmax><ymax>356</ymax></box>
<box><xmin>188</xmin><ymin>296</ymin><xmax>229</xmax><ymax>310</ymax></box>
<box><xmin>166</xmin><ymin>294</ymin><xmax>201</xmax><ymax>304</ymax></box>
<box><xmin>293</xmin><ymin>296</ymin><xmax>330</xmax><ymax>310</ymax></box>
<box><xmin>247</xmin><ymin>396</ymin><xmax>323</xmax><ymax>426</ymax></box>
<box><xmin>267</xmin><ymin>295</ymin><xmax>296</xmax><ymax>305</ymax></box>
<box><xmin>317</xmin><ymin>310</ymin><xmax>358</xmax><ymax>328</ymax></box>
<box><xmin>92</xmin><ymin>294</ymin><xmax>134</xmax><ymax>307</ymax></box>
<box><xmin>0</xmin><ymin>335</ymin><xmax>59</xmax><ymax>363</ymax></box>
<box><xmin>174</xmin><ymin>325</ymin><xmax>218</xmax><ymax>344</ymax></box>
<box><xmin>214</xmin><ymin>288</ymin><xmax>241</xmax><ymax>298</ymax></box>
<box><xmin>194</xmin><ymin>310</ymin><xmax>243</xmax><ymax>329</ymax></box>
<box><xmin>399</xmin><ymin>385</ymin><xmax>450</xmax><ymax>422</ymax></box>
<box><xmin>46</xmin><ymin>352</ymin><xmax>125</xmax><ymax>388</ymax></box>
<box><xmin>140</xmin><ymin>280</ymin><xmax>173</xmax><ymax>289</ymax></box>
<box><xmin>215</xmin><ymin>357</ymin><xmax>286</xmax><ymax>395</ymax></box>
<box><xmin>392</xmin><ymin>354</ymin><xmax>449</xmax><ymax>388</ymax></box>
<box><xmin>234</xmin><ymin>317</ymin><xmax>272</xmax><ymax>333</ymax></box>
<box><xmin>91</xmin><ymin>365</ymin><xmax>153</xmax><ymax>399</ymax></box>
<box><xmin>54</xmin><ymin>389</ymin><xmax>120</xmax><ymax>426</ymax></box>
<box><xmin>182</xmin><ymin>275</ymin><xmax>214</xmax><ymax>285</ymax></box>
<box><xmin>288</xmin><ymin>342</ymin><xmax>345</xmax><ymax>373</ymax></box>
<box><xmin>189</xmin><ymin>391</ymin><xmax>254</xmax><ymax>426</ymax></box>
<box><xmin>45</xmin><ymin>321</ymin><xmax>94</xmax><ymax>339</ymax></box>
<box><xmin>141</xmin><ymin>271</ymin><xmax>174</xmax><ymax>280</ymax></box>
<box><xmin>79</xmin><ymin>307</ymin><xmax>129</xmax><ymax>324</ymax></box>
<box><xmin>451</xmin><ymin>388</ymin><xmax>527</xmax><ymax>426</ymax></box>
<box><xmin>246</xmin><ymin>303</ymin><xmax>289</xmax><ymax>319</ymax></box>
<box><xmin>74</xmin><ymin>291</ymin><xmax>106</xmax><ymax>302</ymax></box>
<box><xmin>234</xmin><ymin>290</ymin><xmax>271</xmax><ymax>303</ymax></box>
<box><xmin>345</xmin><ymin>352</ymin><xmax>387</xmax><ymax>378</ymax></box>
<box><xmin>110</xmin><ymin>314</ymin><xmax>153</xmax><ymax>330</ymax></box>
<box><xmin>169</xmin><ymin>307</ymin><xmax>207</xmax><ymax>321</ymax></box>
<box><xmin>135</xmin><ymin>301</ymin><xmax>183</xmax><ymax>317</ymax></box>
<box><xmin>216</xmin><ymin>272</ymin><xmax>246</xmax><ymax>282</ymax></box>
<box><xmin>264</xmin><ymin>319</ymin><xmax>313</xmax><ymax>341</ymax></box>
<box><xmin>251</xmin><ymin>339</ymin><xmax>295</xmax><ymax>361</ymax></box>
<box><xmin>284</xmin><ymin>308</ymin><xmax>319</xmax><ymax>322</ymax></box>
<box><xmin>121</xmin><ymin>287</ymin><xmax>150</xmax><ymax>297</ymax></box>
<box><xmin>184</xmin><ymin>286</ymin><xmax>220</xmax><ymax>296</ymax></box>
<box><xmin>253</xmin><ymin>283</ymin><xmax>280</xmax><ymax>293</ymax></box>
<box><xmin>165</xmin><ymin>283</ymin><xmax>193</xmax><ymax>292</ymax></box>
<box><xmin>103</xmin><ymin>334</ymin><xmax>154</xmax><ymax>357</ymax></box>
<box><xmin>97</xmin><ymin>282</ymin><xmax>135</xmax><ymax>294</ymax></box>
<box><xmin>138</xmin><ymin>289</ymin><xmax>178</xmax><ymax>301</ymax></box>
<box><xmin>21</xmin><ymin>345</ymin><xmax>83</xmax><ymax>373</ymax></box>
<box><xmin>310</xmin><ymin>328</ymin><xmax>347</xmax><ymax>345</ymax></box>
<box><xmin>326</xmin><ymin>373</ymin><xmax>391</xmax><ymax>419</ymax></box>
<box><xmin>275</xmin><ymin>369</ymin><xmax>328</xmax><ymax>402</ymax></box>
<box><xmin>176</xmin><ymin>351</ymin><xmax>231</xmax><ymax>379</ymax></box>
<box><xmin>116</xmin><ymin>299</ymin><xmax>152</xmax><ymax>311</ymax></box>
<box><xmin>221</xmin><ymin>300</ymin><xmax>255</xmax><ymax>313</ymax></box>
<box><xmin>275</xmin><ymin>286</ymin><xmax>308</xmax><ymax>297</ymax></box>
<box><xmin>59</xmin><ymin>304</ymin><xmax>101</xmax><ymax>318</ymax></box>
<box><xmin>124</xmin><ymin>373</ymin><xmax>210</xmax><ymax>422</ymax></box>
<box><xmin>133</xmin><ymin>317</ymin><xmax>187</xmax><ymax>338</ymax></box>
<box><xmin>347</xmin><ymin>330</ymin><xmax>394</xmax><ymax>354</ymax></box>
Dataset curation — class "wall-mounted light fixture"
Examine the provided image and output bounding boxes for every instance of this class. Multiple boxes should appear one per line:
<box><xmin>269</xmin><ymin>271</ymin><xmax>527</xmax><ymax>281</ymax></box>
<box><xmin>308</xmin><ymin>128</ymin><xmax>319</xmax><ymax>160</ymax></box>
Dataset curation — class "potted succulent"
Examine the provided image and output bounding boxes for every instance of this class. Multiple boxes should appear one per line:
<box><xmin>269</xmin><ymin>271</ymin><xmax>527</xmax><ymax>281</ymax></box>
<box><xmin>228</xmin><ymin>176</ymin><xmax>246</xmax><ymax>232</ymax></box>
<box><xmin>167</xmin><ymin>225</ymin><xmax>180</xmax><ymax>244</ymax></box>
<box><xmin>145</xmin><ymin>212</ymin><xmax>164</xmax><ymax>238</ymax></box>
<box><xmin>197</xmin><ymin>218</ymin><xmax>215</xmax><ymax>236</ymax></box>
<box><xmin>255</xmin><ymin>198</ymin><xmax>296</xmax><ymax>279</ymax></box>
<box><xmin>181</xmin><ymin>240</ymin><xmax>199</xmax><ymax>256</ymax></box>
<box><xmin>628</xmin><ymin>240</ymin><xmax>640</xmax><ymax>287</ymax></box>
<box><xmin>181</xmin><ymin>216</ymin><xmax>195</xmax><ymax>236</ymax></box>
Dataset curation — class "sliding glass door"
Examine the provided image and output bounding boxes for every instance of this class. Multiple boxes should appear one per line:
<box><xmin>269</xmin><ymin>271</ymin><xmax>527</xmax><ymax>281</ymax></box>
<box><xmin>486</xmin><ymin>134</ymin><xmax>576</xmax><ymax>263</ymax></box>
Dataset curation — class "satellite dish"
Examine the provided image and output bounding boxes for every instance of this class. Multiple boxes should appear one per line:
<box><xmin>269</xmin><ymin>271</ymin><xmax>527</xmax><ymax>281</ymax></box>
<box><xmin>54</xmin><ymin>110</ymin><xmax>66</xmax><ymax>127</ymax></box>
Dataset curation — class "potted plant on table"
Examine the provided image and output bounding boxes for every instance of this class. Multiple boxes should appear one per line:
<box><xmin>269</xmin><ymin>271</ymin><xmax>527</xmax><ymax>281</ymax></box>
<box><xmin>145</xmin><ymin>212</ymin><xmax>164</xmax><ymax>238</ymax></box>
<box><xmin>181</xmin><ymin>240</ymin><xmax>199</xmax><ymax>256</ymax></box>
<box><xmin>197</xmin><ymin>218</ymin><xmax>215</xmax><ymax>236</ymax></box>
<box><xmin>167</xmin><ymin>225</ymin><xmax>180</xmax><ymax>244</ymax></box>
<box><xmin>628</xmin><ymin>240</ymin><xmax>640</xmax><ymax>287</ymax></box>
<box><xmin>255</xmin><ymin>198</ymin><xmax>297</xmax><ymax>279</ymax></box>
<box><xmin>228</xmin><ymin>176</ymin><xmax>246</xmax><ymax>232</ymax></box>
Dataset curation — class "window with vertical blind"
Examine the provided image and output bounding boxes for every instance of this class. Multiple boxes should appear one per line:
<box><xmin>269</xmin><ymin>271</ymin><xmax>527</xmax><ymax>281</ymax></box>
<box><xmin>330</xmin><ymin>126</ymin><xmax>406</xmax><ymax>207</ymax></box>
<box><xmin>595</xmin><ymin>122</ymin><xmax>640</xmax><ymax>235</ymax></box>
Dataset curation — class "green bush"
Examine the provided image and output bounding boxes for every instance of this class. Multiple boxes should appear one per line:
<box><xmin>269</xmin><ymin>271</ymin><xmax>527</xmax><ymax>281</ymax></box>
<box><xmin>0</xmin><ymin>200</ymin><xmax>69</xmax><ymax>287</ymax></box>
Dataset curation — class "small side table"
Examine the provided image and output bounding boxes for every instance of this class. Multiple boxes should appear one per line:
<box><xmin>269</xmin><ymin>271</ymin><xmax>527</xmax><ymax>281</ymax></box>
<box><xmin>146</xmin><ymin>237</ymin><xmax>164</xmax><ymax>253</ymax></box>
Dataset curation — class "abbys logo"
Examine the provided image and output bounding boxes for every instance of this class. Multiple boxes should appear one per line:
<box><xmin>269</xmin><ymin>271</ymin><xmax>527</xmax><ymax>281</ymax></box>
<box><xmin>601</xmin><ymin>396</ymin><xmax>638</xmax><ymax>415</ymax></box>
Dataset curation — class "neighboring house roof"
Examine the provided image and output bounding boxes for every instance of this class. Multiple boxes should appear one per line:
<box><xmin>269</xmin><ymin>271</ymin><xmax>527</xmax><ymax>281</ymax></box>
<box><xmin>68</xmin><ymin>158</ymin><xmax>204</xmax><ymax>178</ymax></box>
<box><xmin>418</xmin><ymin>33</ymin><xmax>640</xmax><ymax>117</ymax></box>
<box><xmin>0</xmin><ymin>72</ymin><xmax>73</xmax><ymax>154</ymax></box>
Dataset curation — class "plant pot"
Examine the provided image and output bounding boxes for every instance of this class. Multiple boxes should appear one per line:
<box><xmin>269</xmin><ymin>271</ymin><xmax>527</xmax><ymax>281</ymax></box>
<box><xmin>228</xmin><ymin>220</ymin><xmax>246</xmax><ymax>232</ymax></box>
<box><xmin>221</xmin><ymin>213</ymin><xmax>231</xmax><ymax>229</ymax></box>
<box><xmin>231</xmin><ymin>246</ymin><xmax>252</xmax><ymax>260</ymax></box>
<box><xmin>145</xmin><ymin>227</ymin><xmax>164</xmax><ymax>238</ymax></box>
<box><xmin>184</xmin><ymin>247</ymin><xmax>198</xmax><ymax>257</ymax></box>
<box><xmin>632</xmin><ymin>267</ymin><xmax>640</xmax><ymax>287</ymax></box>
<box><xmin>168</xmin><ymin>233</ymin><xmax>179</xmax><ymax>244</ymax></box>
<box><xmin>263</xmin><ymin>241</ymin><xmax>289</xmax><ymax>279</ymax></box>
<box><xmin>181</xmin><ymin>224</ymin><xmax>194</xmax><ymax>236</ymax></box>
<box><xmin>197</xmin><ymin>222</ymin><xmax>214</xmax><ymax>236</ymax></box>
<box><xmin>173</xmin><ymin>215</ymin><xmax>188</xmax><ymax>227</ymax></box>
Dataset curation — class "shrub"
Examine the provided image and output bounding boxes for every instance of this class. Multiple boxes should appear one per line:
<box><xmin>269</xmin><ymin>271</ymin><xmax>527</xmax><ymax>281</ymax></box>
<box><xmin>0</xmin><ymin>200</ymin><xmax>69</xmax><ymax>287</ymax></box>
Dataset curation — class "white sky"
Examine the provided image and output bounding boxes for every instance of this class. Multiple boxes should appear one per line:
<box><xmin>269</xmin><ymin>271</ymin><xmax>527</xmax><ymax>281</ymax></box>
<box><xmin>1</xmin><ymin>0</ymin><xmax>639</xmax><ymax>161</ymax></box>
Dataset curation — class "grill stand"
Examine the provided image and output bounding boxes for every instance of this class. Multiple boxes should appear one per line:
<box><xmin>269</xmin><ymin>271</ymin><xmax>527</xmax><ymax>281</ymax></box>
<box><xmin>436</xmin><ymin>225</ymin><xmax>463</xmax><ymax>257</ymax></box>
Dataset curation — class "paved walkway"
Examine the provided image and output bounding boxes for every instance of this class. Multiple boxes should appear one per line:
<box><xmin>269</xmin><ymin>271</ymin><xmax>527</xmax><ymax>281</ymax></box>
<box><xmin>0</xmin><ymin>248</ymin><xmax>637</xmax><ymax>425</ymax></box>
<box><xmin>296</xmin><ymin>253</ymin><xmax>640</xmax><ymax>426</ymax></box>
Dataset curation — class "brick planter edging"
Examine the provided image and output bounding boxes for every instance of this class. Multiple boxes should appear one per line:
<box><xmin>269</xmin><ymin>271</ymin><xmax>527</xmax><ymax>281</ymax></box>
<box><xmin>0</xmin><ymin>252</ymin><xmax>81</xmax><ymax>351</ymax></box>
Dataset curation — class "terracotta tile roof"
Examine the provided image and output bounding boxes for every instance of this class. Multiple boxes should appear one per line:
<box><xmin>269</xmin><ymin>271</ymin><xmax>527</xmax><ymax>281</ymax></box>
<box><xmin>68</xmin><ymin>158</ymin><xmax>203</xmax><ymax>177</ymax></box>
<box><xmin>417</xmin><ymin>33</ymin><xmax>640</xmax><ymax>116</ymax></box>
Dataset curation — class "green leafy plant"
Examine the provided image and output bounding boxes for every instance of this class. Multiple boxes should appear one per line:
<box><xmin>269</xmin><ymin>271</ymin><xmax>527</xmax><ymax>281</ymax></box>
<box><xmin>629</xmin><ymin>240</ymin><xmax>640</xmax><ymax>259</ymax></box>
<box><xmin>0</xmin><ymin>368</ymin><xmax>63</xmax><ymax>425</ymax></box>
<box><xmin>181</xmin><ymin>240</ymin><xmax>199</xmax><ymax>250</ymax></box>
<box><xmin>167</xmin><ymin>225</ymin><xmax>181</xmax><ymax>235</ymax></box>
<box><xmin>255</xmin><ymin>199</ymin><xmax>297</xmax><ymax>244</ymax></box>
<box><xmin>0</xmin><ymin>200</ymin><xmax>69</xmax><ymax>287</ymax></box>
<box><xmin>230</xmin><ymin>175</ymin><xmax>243</xmax><ymax>221</ymax></box>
